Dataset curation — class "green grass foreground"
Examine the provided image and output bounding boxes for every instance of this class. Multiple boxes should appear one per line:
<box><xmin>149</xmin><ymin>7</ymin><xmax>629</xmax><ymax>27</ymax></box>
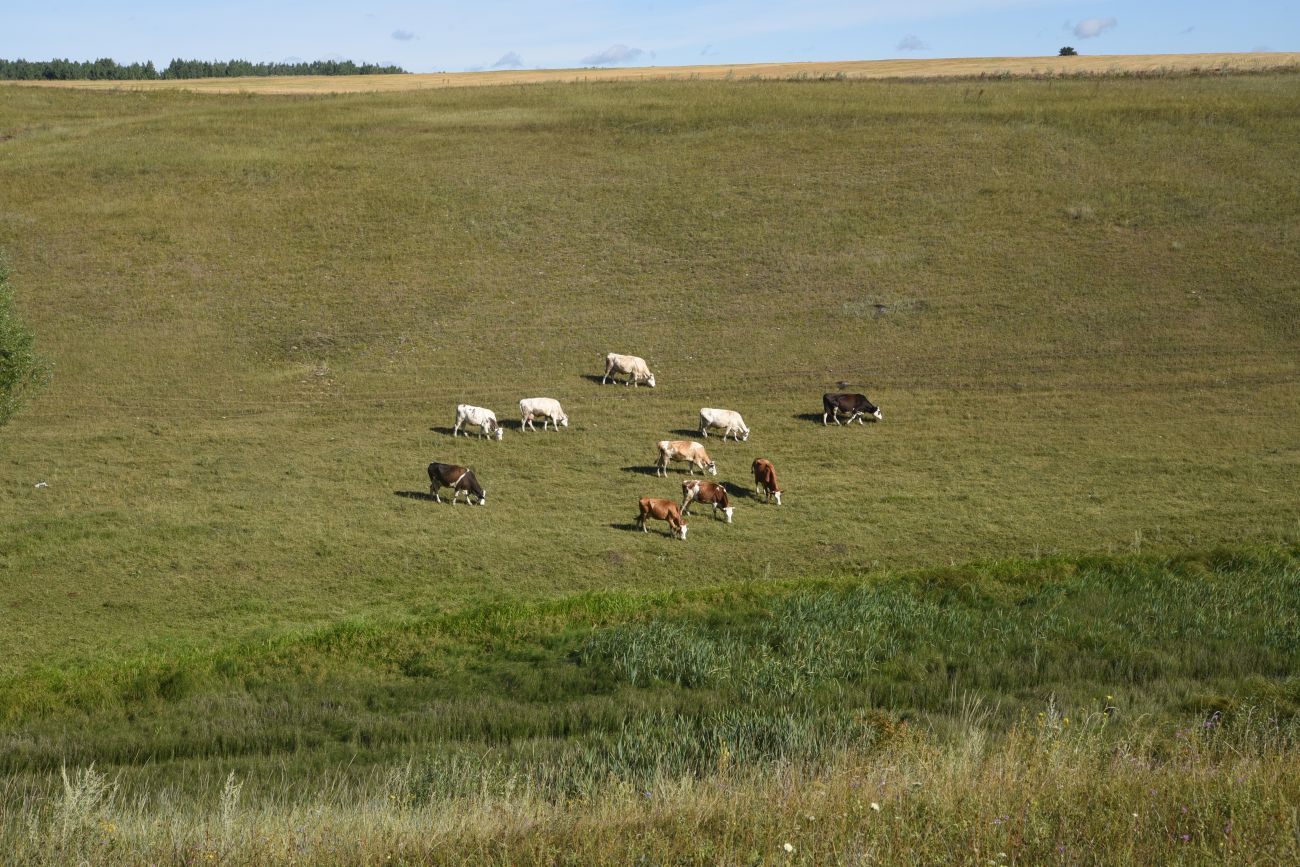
<box><xmin>1</xmin><ymin>547</ymin><xmax>1298</xmax><ymax>862</ymax></box>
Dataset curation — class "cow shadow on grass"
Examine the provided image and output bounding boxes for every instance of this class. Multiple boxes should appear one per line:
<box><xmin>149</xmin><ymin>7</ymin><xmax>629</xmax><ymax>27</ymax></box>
<box><xmin>609</xmin><ymin>522</ymin><xmax>644</xmax><ymax>533</ymax></box>
<box><xmin>394</xmin><ymin>490</ymin><xmax>437</xmax><ymax>502</ymax></box>
<box><xmin>792</xmin><ymin>412</ymin><xmax>824</xmax><ymax>425</ymax></box>
<box><xmin>580</xmin><ymin>374</ymin><xmax>609</xmax><ymax>385</ymax></box>
<box><xmin>669</xmin><ymin>428</ymin><xmax>702</xmax><ymax>438</ymax></box>
<box><xmin>721</xmin><ymin>481</ymin><xmax>760</xmax><ymax>500</ymax></box>
<box><xmin>431</xmin><ymin>425</ymin><xmax>511</xmax><ymax>438</ymax></box>
<box><xmin>620</xmin><ymin>465</ymin><xmax>662</xmax><ymax>476</ymax></box>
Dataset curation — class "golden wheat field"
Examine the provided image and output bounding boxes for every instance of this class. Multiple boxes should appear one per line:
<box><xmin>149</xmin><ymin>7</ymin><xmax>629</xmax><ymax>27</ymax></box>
<box><xmin>3</xmin><ymin>51</ymin><xmax>1297</xmax><ymax>94</ymax></box>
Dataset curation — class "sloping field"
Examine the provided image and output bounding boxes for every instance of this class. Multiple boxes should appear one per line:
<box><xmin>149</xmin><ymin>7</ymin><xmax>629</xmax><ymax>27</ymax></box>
<box><xmin>4</xmin><ymin>51</ymin><xmax>1298</xmax><ymax>94</ymax></box>
<box><xmin>1</xmin><ymin>73</ymin><xmax>1297</xmax><ymax>672</ymax></box>
<box><xmin>0</xmin><ymin>69</ymin><xmax>1298</xmax><ymax>864</ymax></box>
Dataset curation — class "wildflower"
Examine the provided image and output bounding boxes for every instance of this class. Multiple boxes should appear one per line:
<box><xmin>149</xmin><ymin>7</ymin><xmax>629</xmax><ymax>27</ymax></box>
<box><xmin>870</xmin><ymin>802</ymin><xmax>881</xmax><ymax>812</ymax></box>
<box><xmin>1132</xmin><ymin>813</ymin><xmax>1139</xmax><ymax>819</ymax></box>
<box><xmin>1181</xmin><ymin>834</ymin><xmax>1191</xmax><ymax>842</ymax></box>
<box><xmin>784</xmin><ymin>843</ymin><xmax>795</xmax><ymax>853</ymax></box>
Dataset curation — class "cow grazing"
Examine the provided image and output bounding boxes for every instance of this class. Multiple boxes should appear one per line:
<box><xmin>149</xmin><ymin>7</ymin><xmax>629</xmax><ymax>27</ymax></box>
<box><xmin>681</xmin><ymin>479</ymin><xmax>734</xmax><ymax>523</ymax></box>
<box><xmin>752</xmin><ymin>458</ymin><xmax>782</xmax><ymax>505</ymax></box>
<box><xmin>698</xmin><ymin>407</ymin><xmax>750</xmax><ymax>442</ymax></box>
<box><xmin>656</xmin><ymin>440</ymin><xmax>717</xmax><ymax>477</ymax></box>
<box><xmin>427</xmin><ymin>462</ymin><xmax>486</xmax><ymax>505</ymax></box>
<box><xmin>454</xmin><ymin>404</ymin><xmax>503</xmax><ymax>440</ymax></box>
<box><xmin>637</xmin><ymin>497</ymin><xmax>688</xmax><ymax>539</ymax></box>
<box><xmin>602</xmin><ymin>353</ymin><xmax>656</xmax><ymax>388</ymax></box>
<box><xmin>822</xmin><ymin>393</ymin><xmax>883</xmax><ymax>426</ymax></box>
<box><xmin>519</xmin><ymin>397</ymin><xmax>569</xmax><ymax>432</ymax></box>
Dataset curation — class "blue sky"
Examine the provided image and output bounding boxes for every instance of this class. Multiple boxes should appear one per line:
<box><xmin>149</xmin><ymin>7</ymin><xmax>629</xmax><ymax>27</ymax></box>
<box><xmin>2</xmin><ymin>1</ymin><xmax>1295</xmax><ymax>73</ymax></box>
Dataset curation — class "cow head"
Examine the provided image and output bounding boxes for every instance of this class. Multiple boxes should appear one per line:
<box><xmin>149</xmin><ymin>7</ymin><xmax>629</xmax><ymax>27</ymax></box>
<box><xmin>488</xmin><ymin>420</ymin><xmax>504</xmax><ymax>440</ymax></box>
<box><xmin>706</xmin><ymin>461</ymin><xmax>718</xmax><ymax>476</ymax></box>
<box><xmin>723</xmin><ymin>506</ymin><xmax>734</xmax><ymax>523</ymax></box>
<box><xmin>772</xmin><ymin>491</ymin><xmax>782</xmax><ymax>506</ymax></box>
<box><xmin>677</xmin><ymin>523</ymin><xmax>688</xmax><ymax>540</ymax></box>
<box><xmin>558</xmin><ymin>414</ymin><xmax>570</xmax><ymax>428</ymax></box>
<box><xmin>740</xmin><ymin>429</ymin><xmax>750</xmax><ymax>442</ymax></box>
<box><xmin>870</xmin><ymin>407</ymin><xmax>883</xmax><ymax>421</ymax></box>
<box><xmin>646</xmin><ymin>373</ymin><xmax>656</xmax><ymax>388</ymax></box>
<box><xmin>477</xmin><ymin>489</ymin><xmax>486</xmax><ymax>505</ymax></box>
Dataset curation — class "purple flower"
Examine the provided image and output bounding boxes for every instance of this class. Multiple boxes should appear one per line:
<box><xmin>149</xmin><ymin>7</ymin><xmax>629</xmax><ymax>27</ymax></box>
<box><xmin>1181</xmin><ymin>834</ymin><xmax>1191</xmax><ymax>842</ymax></box>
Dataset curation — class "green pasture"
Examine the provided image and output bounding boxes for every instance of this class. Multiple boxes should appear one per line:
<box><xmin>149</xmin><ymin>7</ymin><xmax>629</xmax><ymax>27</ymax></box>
<box><xmin>1</xmin><ymin>74</ymin><xmax>1296</xmax><ymax>674</ymax></box>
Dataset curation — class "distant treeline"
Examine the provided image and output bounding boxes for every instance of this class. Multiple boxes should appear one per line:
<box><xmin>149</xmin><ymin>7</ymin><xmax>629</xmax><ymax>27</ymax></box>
<box><xmin>0</xmin><ymin>57</ymin><xmax>407</xmax><ymax>81</ymax></box>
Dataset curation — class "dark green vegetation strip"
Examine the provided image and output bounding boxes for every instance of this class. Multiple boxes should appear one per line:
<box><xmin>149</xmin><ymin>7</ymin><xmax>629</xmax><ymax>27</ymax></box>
<box><xmin>2</xmin><ymin>548</ymin><xmax>1296</xmax><ymax>787</ymax></box>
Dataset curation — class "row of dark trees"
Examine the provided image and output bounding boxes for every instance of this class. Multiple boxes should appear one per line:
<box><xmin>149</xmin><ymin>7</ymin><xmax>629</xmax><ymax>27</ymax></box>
<box><xmin>0</xmin><ymin>57</ymin><xmax>407</xmax><ymax>80</ymax></box>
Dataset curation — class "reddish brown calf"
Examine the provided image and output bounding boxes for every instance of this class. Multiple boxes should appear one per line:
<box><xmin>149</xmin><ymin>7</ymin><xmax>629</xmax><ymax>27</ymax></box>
<box><xmin>752</xmin><ymin>458</ymin><xmax>782</xmax><ymax>505</ymax></box>
<box><xmin>637</xmin><ymin>497</ymin><xmax>688</xmax><ymax>539</ymax></box>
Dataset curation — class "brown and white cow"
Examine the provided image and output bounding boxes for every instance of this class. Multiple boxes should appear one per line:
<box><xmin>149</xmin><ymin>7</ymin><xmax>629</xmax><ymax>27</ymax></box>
<box><xmin>681</xmin><ymin>479</ymin><xmax>734</xmax><ymax>523</ymax></box>
<box><xmin>428</xmin><ymin>462</ymin><xmax>487</xmax><ymax>505</ymax></box>
<box><xmin>656</xmin><ymin>440</ymin><xmax>717</xmax><ymax>477</ymax></box>
<box><xmin>637</xmin><ymin>497</ymin><xmax>688</xmax><ymax>539</ymax></box>
<box><xmin>752</xmin><ymin>458</ymin><xmax>782</xmax><ymax>505</ymax></box>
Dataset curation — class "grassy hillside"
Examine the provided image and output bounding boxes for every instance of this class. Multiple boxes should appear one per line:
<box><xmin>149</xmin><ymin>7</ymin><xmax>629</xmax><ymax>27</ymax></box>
<box><xmin>1</xmin><ymin>70</ymin><xmax>1298</xmax><ymax>863</ymax></box>
<box><xmin>2</xmin><ymin>74</ymin><xmax>1298</xmax><ymax>674</ymax></box>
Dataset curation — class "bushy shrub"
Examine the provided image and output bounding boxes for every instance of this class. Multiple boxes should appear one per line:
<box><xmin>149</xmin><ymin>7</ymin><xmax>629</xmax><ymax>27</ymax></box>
<box><xmin>0</xmin><ymin>256</ymin><xmax>50</xmax><ymax>425</ymax></box>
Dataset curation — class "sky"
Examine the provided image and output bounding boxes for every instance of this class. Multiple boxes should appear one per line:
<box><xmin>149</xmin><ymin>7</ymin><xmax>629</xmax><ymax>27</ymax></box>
<box><xmin>2</xmin><ymin>1</ymin><xmax>1295</xmax><ymax>73</ymax></box>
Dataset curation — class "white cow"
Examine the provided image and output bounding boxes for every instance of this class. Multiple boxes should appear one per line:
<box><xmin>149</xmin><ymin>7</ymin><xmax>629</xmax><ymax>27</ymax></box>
<box><xmin>519</xmin><ymin>397</ymin><xmax>569</xmax><ymax>432</ymax></box>
<box><xmin>602</xmin><ymin>353</ymin><xmax>656</xmax><ymax>388</ymax></box>
<box><xmin>656</xmin><ymin>440</ymin><xmax>717</xmax><ymax>477</ymax></box>
<box><xmin>453</xmin><ymin>404</ymin><xmax>503</xmax><ymax>440</ymax></box>
<box><xmin>699</xmin><ymin>407</ymin><xmax>750</xmax><ymax>442</ymax></box>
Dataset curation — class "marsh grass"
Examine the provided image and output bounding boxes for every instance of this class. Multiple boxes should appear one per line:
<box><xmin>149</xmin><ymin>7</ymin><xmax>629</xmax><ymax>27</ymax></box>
<box><xmin>4</xmin><ymin>707</ymin><xmax>1297</xmax><ymax>864</ymax></box>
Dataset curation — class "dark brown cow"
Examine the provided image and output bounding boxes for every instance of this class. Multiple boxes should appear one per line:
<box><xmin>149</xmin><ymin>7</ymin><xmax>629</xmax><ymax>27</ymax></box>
<box><xmin>637</xmin><ymin>497</ymin><xmax>688</xmax><ymax>539</ymax></box>
<box><xmin>822</xmin><ymin>392</ymin><xmax>883</xmax><ymax>425</ymax></box>
<box><xmin>681</xmin><ymin>479</ymin><xmax>734</xmax><ymax>523</ymax></box>
<box><xmin>752</xmin><ymin>458</ymin><xmax>782</xmax><ymax>505</ymax></box>
<box><xmin>428</xmin><ymin>462</ymin><xmax>486</xmax><ymax>505</ymax></box>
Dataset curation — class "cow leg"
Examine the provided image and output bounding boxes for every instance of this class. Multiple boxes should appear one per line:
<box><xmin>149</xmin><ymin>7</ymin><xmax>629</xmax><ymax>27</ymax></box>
<box><xmin>430</xmin><ymin>482</ymin><xmax>441</xmax><ymax>503</ymax></box>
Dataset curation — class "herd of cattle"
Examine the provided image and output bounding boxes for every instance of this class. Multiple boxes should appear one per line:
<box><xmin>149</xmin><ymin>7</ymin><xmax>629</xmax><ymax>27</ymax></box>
<box><xmin>427</xmin><ymin>353</ymin><xmax>882</xmax><ymax>540</ymax></box>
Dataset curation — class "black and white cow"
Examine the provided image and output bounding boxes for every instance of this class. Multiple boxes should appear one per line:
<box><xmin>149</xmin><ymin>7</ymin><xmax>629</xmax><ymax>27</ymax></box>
<box><xmin>427</xmin><ymin>462</ymin><xmax>486</xmax><ymax>505</ymax></box>
<box><xmin>822</xmin><ymin>393</ymin><xmax>883</xmax><ymax>425</ymax></box>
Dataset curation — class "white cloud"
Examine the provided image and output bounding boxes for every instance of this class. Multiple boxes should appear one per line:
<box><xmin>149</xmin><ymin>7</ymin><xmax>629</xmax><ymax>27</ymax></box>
<box><xmin>492</xmin><ymin>51</ymin><xmax>524</xmax><ymax>68</ymax></box>
<box><xmin>582</xmin><ymin>44</ymin><xmax>644</xmax><ymax>65</ymax></box>
<box><xmin>1073</xmin><ymin>17</ymin><xmax>1117</xmax><ymax>39</ymax></box>
<box><xmin>896</xmin><ymin>34</ymin><xmax>928</xmax><ymax>51</ymax></box>
<box><xmin>392</xmin><ymin>30</ymin><xmax>417</xmax><ymax>42</ymax></box>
